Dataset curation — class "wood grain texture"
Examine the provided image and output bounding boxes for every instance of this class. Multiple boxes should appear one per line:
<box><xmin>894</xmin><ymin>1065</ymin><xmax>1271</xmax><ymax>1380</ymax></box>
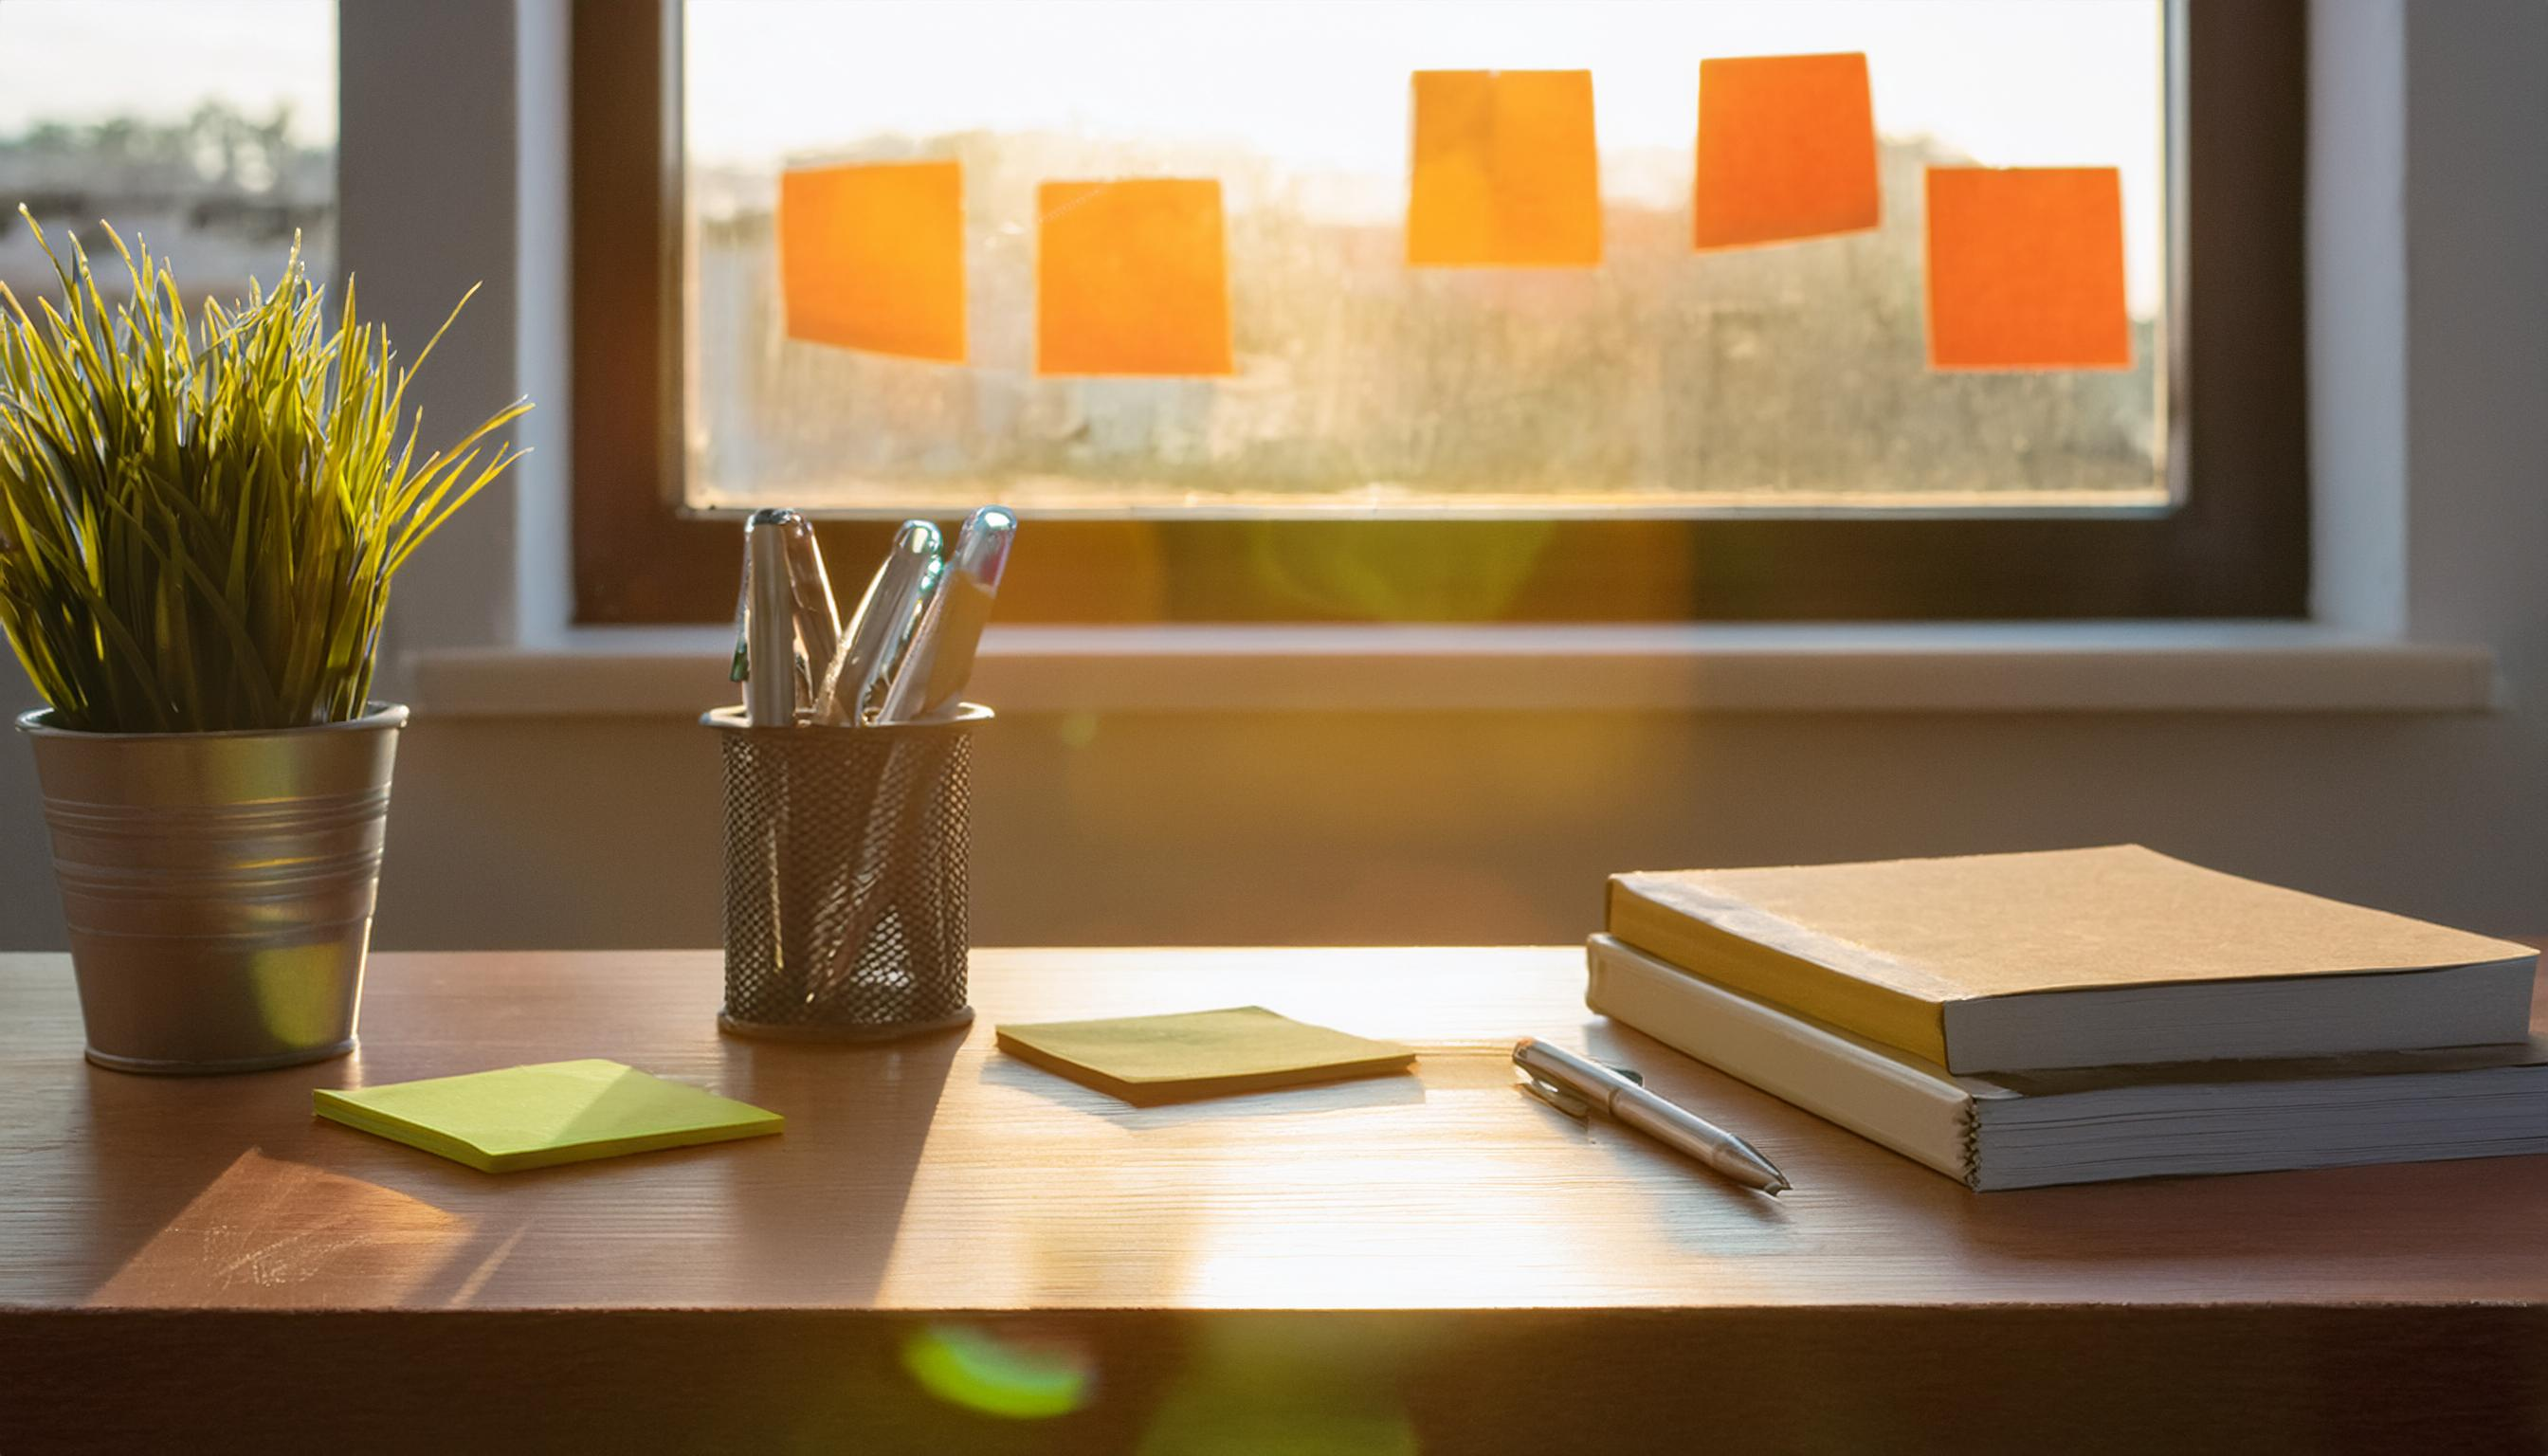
<box><xmin>3</xmin><ymin>947</ymin><xmax>2544</xmax><ymax>1452</ymax></box>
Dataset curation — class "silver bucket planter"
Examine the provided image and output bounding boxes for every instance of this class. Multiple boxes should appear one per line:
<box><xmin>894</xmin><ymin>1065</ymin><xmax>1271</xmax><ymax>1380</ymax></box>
<box><xmin>17</xmin><ymin>703</ymin><xmax>406</xmax><ymax>1074</ymax></box>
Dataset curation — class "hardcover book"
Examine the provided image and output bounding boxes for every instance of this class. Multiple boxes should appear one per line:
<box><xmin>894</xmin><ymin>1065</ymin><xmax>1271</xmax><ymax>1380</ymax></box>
<box><xmin>1608</xmin><ymin>846</ymin><xmax>2536</xmax><ymax>1074</ymax></box>
<box><xmin>1588</xmin><ymin>934</ymin><xmax>2548</xmax><ymax>1192</ymax></box>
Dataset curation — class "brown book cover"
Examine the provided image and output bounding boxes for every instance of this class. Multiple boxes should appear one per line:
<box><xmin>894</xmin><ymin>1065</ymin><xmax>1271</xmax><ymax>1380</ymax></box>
<box><xmin>1609</xmin><ymin>845</ymin><xmax>2536</xmax><ymax>1073</ymax></box>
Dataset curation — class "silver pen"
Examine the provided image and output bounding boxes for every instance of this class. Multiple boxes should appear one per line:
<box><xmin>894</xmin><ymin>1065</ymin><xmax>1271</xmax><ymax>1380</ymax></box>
<box><xmin>740</xmin><ymin>509</ymin><xmax>800</xmax><ymax>726</ymax></box>
<box><xmin>774</xmin><ymin>511</ymin><xmax>841</xmax><ymax>688</ymax></box>
<box><xmin>813</xmin><ymin>520</ymin><xmax>942</xmax><ymax>726</ymax></box>
<box><xmin>1513</xmin><ymin>1037</ymin><xmax>1792</xmax><ymax>1195</ymax></box>
<box><xmin>874</xmin><ymin>504</ymin><xmax>1016</xmax><ymax>724</ymax></box>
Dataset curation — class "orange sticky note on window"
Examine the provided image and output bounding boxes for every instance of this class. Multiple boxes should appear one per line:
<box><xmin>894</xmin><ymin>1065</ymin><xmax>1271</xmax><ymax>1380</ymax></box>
<box><xmin>1693</xmin><ymin>52</ymin><xmax>1879</xmax><ymax>250</ymax></box>
<box><xmin>1407</xmin><ymin>69</ymin><xmax>1601</xmax><ymax>268</ymax></box>
<box><xmin>1036</xmin><ymin>178</ymin><xmax>1234</xmax><ymax>376</ymax></box>
<box><xmin>1924</xmin><ymin>166</ymin><xmax>2132</xmax><ymax>371</ymax></box>
<box><xmin>779</xmin><ymin>160</ymin><xmax>966</xmax><ymax>363</ymax></box>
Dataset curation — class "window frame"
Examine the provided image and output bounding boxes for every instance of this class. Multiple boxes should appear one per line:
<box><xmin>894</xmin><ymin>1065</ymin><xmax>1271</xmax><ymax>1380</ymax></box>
<box><xmin>571</xmin><ymin>0</ymin><xmax>2304</xmax><ymax>626</ymax></box>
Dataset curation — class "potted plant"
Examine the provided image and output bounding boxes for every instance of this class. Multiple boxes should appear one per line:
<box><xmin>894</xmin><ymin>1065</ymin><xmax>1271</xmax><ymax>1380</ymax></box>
<box><xmin>0</xmin><ymin>209</ymin><xmax>526</xmax><ymax>1073</ymax></box>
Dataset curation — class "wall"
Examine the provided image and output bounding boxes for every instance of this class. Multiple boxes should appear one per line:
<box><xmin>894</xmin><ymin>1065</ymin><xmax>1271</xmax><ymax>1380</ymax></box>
<box><xmin>359</xmin><ymin>704</ymin><xmax>2529</xmax><ymax>951</ymax></box>
<box><xmin>4</xmin><ymin>0</ymin><xmax>2546</xmax><ymax>951</ymax></box>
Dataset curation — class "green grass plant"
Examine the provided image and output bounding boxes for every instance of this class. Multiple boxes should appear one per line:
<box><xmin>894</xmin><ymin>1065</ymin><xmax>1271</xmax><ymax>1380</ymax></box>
<box><xmin>0</xmin><ymin>208</ymin><xmax>527</xmax><ymax>731</ymax></box>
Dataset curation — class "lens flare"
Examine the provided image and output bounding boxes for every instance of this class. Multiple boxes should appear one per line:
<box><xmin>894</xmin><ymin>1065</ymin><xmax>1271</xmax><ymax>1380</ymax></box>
<box><xmin>899</xmin><ymin>1323</ymin><xmax>1094</xmax><ymax>1421</ymax></box>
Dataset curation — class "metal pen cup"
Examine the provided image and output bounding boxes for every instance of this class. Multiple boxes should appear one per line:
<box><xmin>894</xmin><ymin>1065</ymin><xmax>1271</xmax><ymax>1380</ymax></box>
<box><xmin>703</xmin><ymin>704</ymin><xmax>984</xmax><ymax>1042</ymax></box>
<box><xmin>19</xmin><ymin>703</ymin><xmax>404</xmax><ymax>1073</ymax></box>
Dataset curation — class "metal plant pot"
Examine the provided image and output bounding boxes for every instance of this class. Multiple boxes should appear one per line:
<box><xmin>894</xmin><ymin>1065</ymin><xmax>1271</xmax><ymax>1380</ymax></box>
<box><xmin>17</xmin><ymin>703</ymin><xmax>406</xmax><ymax>1074</ymax></box>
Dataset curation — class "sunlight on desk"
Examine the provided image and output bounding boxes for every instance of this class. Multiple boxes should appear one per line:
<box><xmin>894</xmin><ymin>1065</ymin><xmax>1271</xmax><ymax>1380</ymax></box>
<box><xmin>873</xmin><ymin>1036</ymin><xmax>1786</xmax><ymax>1311</ymax></box>
<box><xmin>88</xmin><ymin>1149</ymin><xmax>465</xmax><ymax>1308</ymax></box>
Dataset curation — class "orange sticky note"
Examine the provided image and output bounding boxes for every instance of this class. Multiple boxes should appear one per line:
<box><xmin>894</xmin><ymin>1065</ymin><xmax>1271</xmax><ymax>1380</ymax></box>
<box><xmin>1407</xmin><ymin>70</ymin><xmax>1601</xmax><ymax>268</ymax></box>
<box><xmin>1693</xmin><ymin>52</ymin><xmax>1880</xmax><ymax>250</ymax></box>
<box><xmin>779</xmin><ymin>160</ymin><xmax>966</xmax><ymax>363</ymax></box>
<box><xmin>1036</xmin><ymin>178</ymin><xmax>1234</xmax><ymax>376</ymax></box>
<box><xmin>1924</xmin><ymin>166</ymin><xmax>2132</xmax><ymax>371</ymax></box>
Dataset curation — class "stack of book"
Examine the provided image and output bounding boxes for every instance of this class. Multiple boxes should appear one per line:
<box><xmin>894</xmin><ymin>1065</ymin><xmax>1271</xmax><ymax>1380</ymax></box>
<box><xmin>1590</xmin><ymin>845</ymin><xmax>2548</xmax><ymax>1191</ymax></box>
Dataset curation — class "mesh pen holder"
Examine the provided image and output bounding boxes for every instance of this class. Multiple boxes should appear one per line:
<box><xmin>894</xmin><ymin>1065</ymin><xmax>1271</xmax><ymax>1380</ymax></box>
<box><xmin>704</xmin><ymin>704</ymin><xmax>987</xmax><ymax>1042</ymax></box>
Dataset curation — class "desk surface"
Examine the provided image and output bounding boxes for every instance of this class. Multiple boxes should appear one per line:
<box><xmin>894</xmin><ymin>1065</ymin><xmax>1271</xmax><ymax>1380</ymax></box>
<box><xmin>5</xmin><ymin>947</ymin><xmax>2546</xmax><ymax>1451</ymax></box>
<box><xmin>9</xmin><ymin>944</ymin><xmax>2548</xmax><ymax>1312</ymax></box>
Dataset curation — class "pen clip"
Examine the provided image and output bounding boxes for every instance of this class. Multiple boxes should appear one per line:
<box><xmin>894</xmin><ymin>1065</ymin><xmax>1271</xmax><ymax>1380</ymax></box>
<box><xmin>729</xmin><ymin>547</ymin><xmax>753</xmax><ymax>683</ymax></box>
<box><xmin>1518</xmin><ymin>1058</ymin><xmax>1645</xmax><ymax>1120</ymax></box>
<box><xmin>1520</xmin><ymin>1073</ymin><xmax>1593</xmax><ymax>1120</ymax></box>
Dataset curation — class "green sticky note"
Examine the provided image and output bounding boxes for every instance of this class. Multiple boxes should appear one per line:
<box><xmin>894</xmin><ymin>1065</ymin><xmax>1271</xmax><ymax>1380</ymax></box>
<box><xmin>996</xmin><ymin>1007</ymin><xmax>1416</xmax><ymax>1106</ymax></box>
<box><xmin>314</xmin><ymin>1059</ymin><xmax>783</xmax><ymax>1173</ymax></box>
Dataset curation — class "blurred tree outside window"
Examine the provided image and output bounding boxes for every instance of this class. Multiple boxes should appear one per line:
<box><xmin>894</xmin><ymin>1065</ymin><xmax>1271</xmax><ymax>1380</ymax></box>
<box><xmin>0</xmin><ymin>1</ymin><xmax>336</xmax><ymax>303</ymax></box>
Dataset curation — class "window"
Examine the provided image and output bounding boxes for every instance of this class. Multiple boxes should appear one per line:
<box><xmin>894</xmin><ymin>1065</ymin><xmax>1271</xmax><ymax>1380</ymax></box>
<box><xmin>688</xmin><ymin>1</ymin><xmax>2165</xmax><ymax>517</ymax></box>
<box><xmin>573</xmin><ymin>0</ymin><xmax>2304</xmax><ymax>624</ymax></box>
<box><xmin>0</xmin><ymin>1</ymin><xmax>337</xmax><ymax>300</ymax></box>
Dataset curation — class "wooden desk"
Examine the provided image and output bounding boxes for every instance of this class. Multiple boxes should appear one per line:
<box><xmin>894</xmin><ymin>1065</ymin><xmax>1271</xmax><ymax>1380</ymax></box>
<box><xmin>3</xmin><ymin>948</ymin><xmax>2543</xmax><ymax>1452</ymax></box>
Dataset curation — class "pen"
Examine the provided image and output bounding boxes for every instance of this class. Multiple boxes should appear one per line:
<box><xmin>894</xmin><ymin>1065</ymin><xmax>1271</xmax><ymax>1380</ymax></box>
<box><xmin>817</xmin><ymin>550</ymin><xmax>949</xmax><ymax>994</ymax></box>
<box><xmin>1513</xmin><ymin>1037</ymin><xmax>1792</xmax><ymax>1195</ymax></box>
<box><xmin>875</xmin><ymin>505</ymin><xmax>1015</xmax><ymax>724</ymax></box>
<box><xmin>774</xmin><ymin>511</ymin><xmax>841</xmax><ymax>687</ymax></box>
<box><xmin>741</xmin><ymin>509</ymin><xmax>800</xmax><ymax>726</ymax></box>
<box><xmin>814</xmin><ymin>519</ymin><xmax>943</xmax><ymax>726</ymax></box>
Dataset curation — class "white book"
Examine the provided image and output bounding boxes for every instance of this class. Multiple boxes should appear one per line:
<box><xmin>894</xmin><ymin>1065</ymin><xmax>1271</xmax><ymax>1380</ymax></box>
<box><xmin>1587</xmin><ymin>934</ymin><xmax>2548</xmax><ymax>1192</ymax></box>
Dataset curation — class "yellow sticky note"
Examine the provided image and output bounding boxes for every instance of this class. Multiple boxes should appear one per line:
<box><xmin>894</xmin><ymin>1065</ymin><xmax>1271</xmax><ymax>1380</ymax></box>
<box><xmin>1924</xmin><ymin>166</ymin><xmax>2132</xmax><ymax>371</ymax></box>
<box><xmin>779</xmin><ymin>159</ymin><xmax>968</xmax><ymax>362</ymax></box>
<box><xmin>1036</xmin><ymin>178</ymin><xmax>1234</xmax><ymax>376</ymax></box>
<box><xmin>1407</xmin><ymin>69</ymin><xmax>1602</xmax><ymax>267</ymax></box>
<box><xmin>314</xmin><ymin>1059</ymin><xmax>783</xmax><ymax>1173</ymax></box>
<box><xmin>996</xmin><ymin>1007</ymin><xmax>1416</xmax><ymax>1106</ymax></box>
<box><xmin>1694</xmin><ymin>52</ymin><xmax>1880</xmax><ymax>250</ymax></box>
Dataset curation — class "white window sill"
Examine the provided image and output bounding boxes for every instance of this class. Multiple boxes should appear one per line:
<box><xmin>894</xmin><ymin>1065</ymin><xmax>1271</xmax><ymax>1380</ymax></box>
<box><xmin>407</xmin><ymin>622</ymin><xmax>2500</xmax><ymax>717</ymax></box>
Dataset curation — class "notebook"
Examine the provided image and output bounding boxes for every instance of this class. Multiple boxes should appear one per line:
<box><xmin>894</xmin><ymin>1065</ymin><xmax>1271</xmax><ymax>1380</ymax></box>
<box><xmin>1588</xmin><ymin>934</ymin><xmax>2548</xmax><ymax>1192</ymax></box>
<box><xmin>995</xmin><ymin>1007</ymin><xmax>1415</xmax><ymax>1106</ymax></box>
<box><xmin>314</xmin><ymin>1059</ymin><xmax>783</xmax><ymax>1173</ymax></box>
<box><xmin>1609</xmin><ymin>846</ymin><xmax>2536</xmax><ymax>1074</ymax></box>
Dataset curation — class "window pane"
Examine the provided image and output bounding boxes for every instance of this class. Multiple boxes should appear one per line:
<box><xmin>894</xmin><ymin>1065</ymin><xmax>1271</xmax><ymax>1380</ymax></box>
<box><xmin>0</xmin><ymin>0</ymin><xmax>337</xmax><ymax>300</ymax></box>
<box><xmin>684</xmin><ymin>0</ymin><xmax>2163</xmax><ymax>516</ymax></box>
